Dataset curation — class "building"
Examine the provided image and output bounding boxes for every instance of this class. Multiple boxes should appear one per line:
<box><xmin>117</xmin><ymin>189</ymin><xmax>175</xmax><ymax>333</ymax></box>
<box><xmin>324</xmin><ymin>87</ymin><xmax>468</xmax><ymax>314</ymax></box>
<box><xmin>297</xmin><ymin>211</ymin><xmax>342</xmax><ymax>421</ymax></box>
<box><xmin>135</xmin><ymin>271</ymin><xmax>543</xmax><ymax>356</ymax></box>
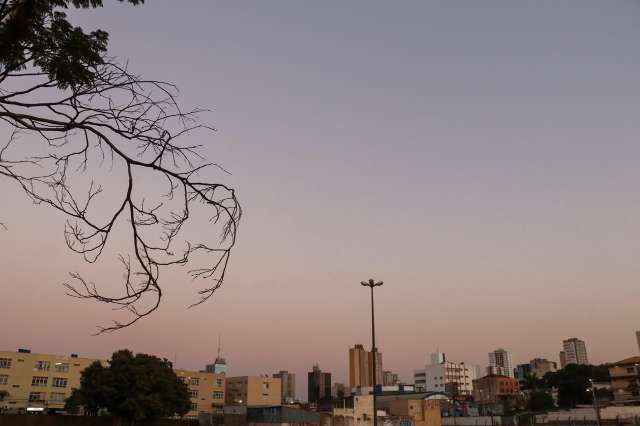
<box><xmin>529</xmin><ymin>358</ymin><xmax>557</xmax><ymax>378</ymax></box>
<box><xmin>383</xmin><ymin>371</ymin><xmax>400</xmax><ymax>386</ymax></box>
<box><xmin>226</xmin><ymin>376</ymin><xmax>281</xmax><ymax>406</ymax></box>
<box><xmin>388</xmin><ymin>399</ymin><xmax>442</xmax><ymax>426</ymax></box>
<box><xmin>0</xmin><ymin>348</ymin><xmax>225</xmax><ymax>419</ymax></box>
<box><xmin>413</xmin><ymin>352</ymin><xmax>479</xmax><ymax>396</ymax></box>
<box><xmin>308</xmin><ymin>364</ymin><xmax>331</xmax><ymax>405</ymax></box>
<box><xmin>332</xmin><ymin>382</ymin><xmax>347</xmax><ymax>399</ymax></box>
<box><xmin>273</xmin><ymin>370</ymin><xmax>296</xmax><ymax>404</ymax></box>
<box><xmin>0</xmin><ymin>349</ymin><xmax>104</xmax><ymax>413</ymax></box>
<box><xmin>515</xmin><ymin>364</ymin><xmax>531</xmax><ymax>381</ymax></box>
<box><xmin>472</xmin><ymin>374</ymin><xmax>520</xmax><ymax>415</ymax></box>
<box><xmin>561</xmin><ymin>338</ymin><xmax>589</xmax><ymax>367</ymax></box>
<box><xmin>349</xmin><ymin>344</ymin><xmax>383</xmax><ymax>389</ymax></box>
<box><xmin>608</xmin><ymin>356</ymin><xmax>640</xmax><ymax>405</ymax></box>
<box><xmin>333</xmin><ymin>394</ymin><xmax>374</xmax><ymax>426</ymax></box>
<box><xmin>174</xmin><ymin>368</ymin><xmax>225</xmax><ymax>419</ymax></box>
<box><xmin>488</xmin><ymin>349</ymin><xmax>514</xmax><ymax>378</ymax></box>
<box><xmin>205</xmin><ymin>335</ymin><xmax>227</xmax><ymax>375</ymax></box>
<box><xmin>636</xmin><ymin>331</ymin><xmax>640</xmax><ymax>353</ymax></box>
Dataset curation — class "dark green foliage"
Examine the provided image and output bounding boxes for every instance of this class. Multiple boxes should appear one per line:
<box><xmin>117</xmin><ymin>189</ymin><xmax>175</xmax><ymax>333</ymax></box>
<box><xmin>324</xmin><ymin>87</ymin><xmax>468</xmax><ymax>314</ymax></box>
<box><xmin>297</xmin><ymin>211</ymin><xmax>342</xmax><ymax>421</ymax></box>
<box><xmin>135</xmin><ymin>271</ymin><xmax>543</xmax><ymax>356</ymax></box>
<box><xmin>522</xmin><ymin>372</ymin><xmax>544</xmax><ymax>391</ymax></box>
<box><xmin>65</xmin><ymin>349</ymin><xmax>190</xmax><ymax>421</ymax></box>
<box><xmin>543</xmin><ymin>364</ymin><xmax>610</xmax><ymax>409</ymax></box>
<box><xmin>0</xmin><ymin>0</ymin><xmax>142</xmax><ymax>88</ymax></box>
<box><xmin>528</xmin><ymin>391</ymin><xmax>555</xmax><ymax>411</ymax></box>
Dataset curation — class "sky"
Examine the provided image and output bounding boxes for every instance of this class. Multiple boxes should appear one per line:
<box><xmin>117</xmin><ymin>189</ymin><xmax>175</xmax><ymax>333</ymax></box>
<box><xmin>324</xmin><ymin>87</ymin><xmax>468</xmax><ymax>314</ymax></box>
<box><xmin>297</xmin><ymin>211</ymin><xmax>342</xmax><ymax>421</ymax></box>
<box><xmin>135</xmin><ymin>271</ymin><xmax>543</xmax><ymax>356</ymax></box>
<box><xmin>1</xmin><ymin>1</ymin><xmax>640</xmax><ymax>401</ymax></box>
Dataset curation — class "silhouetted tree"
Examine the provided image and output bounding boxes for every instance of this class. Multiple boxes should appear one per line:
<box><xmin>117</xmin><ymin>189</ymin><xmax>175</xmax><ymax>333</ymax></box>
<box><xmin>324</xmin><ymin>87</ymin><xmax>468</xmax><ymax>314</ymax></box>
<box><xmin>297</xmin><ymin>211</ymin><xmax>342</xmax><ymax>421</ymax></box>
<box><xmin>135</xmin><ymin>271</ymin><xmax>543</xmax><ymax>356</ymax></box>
<box><xmin>527</xmin><ymin>391</ymin><xmax>554</xmax><ymax>411</ymax></box>
<box><xmin>543</xmin><ymin>364</ymin><xmax>610</xmax><ymax>409</ymax></box>
<box><xmin>65</xmin><ymin>349</ymin><xmax>190</xmax><ymax>421</ymax></box>
<box><xmin>0</xmin><ymin>0</ymin><xmax>241</xmax><ymax>331</ymax></box>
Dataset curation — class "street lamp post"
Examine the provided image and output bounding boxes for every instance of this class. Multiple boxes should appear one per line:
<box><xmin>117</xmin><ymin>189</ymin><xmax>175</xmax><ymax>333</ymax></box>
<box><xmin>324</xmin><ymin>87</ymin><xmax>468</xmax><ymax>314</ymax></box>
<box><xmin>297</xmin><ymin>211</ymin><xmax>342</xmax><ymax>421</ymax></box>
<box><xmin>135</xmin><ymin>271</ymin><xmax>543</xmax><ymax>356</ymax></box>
<box><xmin>589</xmin><ymin>379</ymin><xmax>601</xmax><ymax>426</ymax></box>
<box><xmin>361</xmin><ymin>278</ymin><xmax>383</xmax><ymax>426</ymax></box>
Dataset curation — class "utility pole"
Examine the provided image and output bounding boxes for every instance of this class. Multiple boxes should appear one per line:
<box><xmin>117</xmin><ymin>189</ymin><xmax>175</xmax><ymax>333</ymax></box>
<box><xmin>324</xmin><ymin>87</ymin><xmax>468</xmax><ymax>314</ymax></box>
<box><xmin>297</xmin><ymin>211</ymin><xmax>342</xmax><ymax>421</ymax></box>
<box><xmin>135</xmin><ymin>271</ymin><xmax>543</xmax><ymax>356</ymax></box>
<box><xmin>361</xmin><ymin>278</ymin><xmax>383</xmax><ymax>426</ymax></box>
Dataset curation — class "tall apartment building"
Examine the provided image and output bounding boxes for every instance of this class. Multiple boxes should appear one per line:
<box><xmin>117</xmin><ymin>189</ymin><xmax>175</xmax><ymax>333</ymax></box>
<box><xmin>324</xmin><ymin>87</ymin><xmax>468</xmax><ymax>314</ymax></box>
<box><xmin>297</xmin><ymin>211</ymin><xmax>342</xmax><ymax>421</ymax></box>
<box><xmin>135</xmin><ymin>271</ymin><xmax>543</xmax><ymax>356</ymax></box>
<box><xmin>308</xmin><ymin>364</ymin><xmax>331</xmax><ymax>404</ymax></box>
<box><xmin>225</xmin><ymin>376</ymin><xmax>281</xmax><ymax>406</ymax></box>
<box><xmin>488</xmin><ymin>349</ymin><xmax>514</xmax><ymax>378</ymax></box>
<box><xmin>413</xmin><ymin>352</ymin><xmax>479</xmax><ymax>396</ymax></box>
<box><xmin>273</xmin><ymin>370</ymin><xmax>296</xmax><ymax>404</ymax></box>
<box><xmin>560</xmin><ymin>338</ymin><xmax>589</xmax><ymax>367</ymax></box>
<box><xmin>174</xmin><ymin>369</ymin><xmax>226</xmax><ymax>420</ymax></box>
<box><xmin>0</xmin><ymin>349</ymin><xmax>104</xmax><ymax>413</ymax></box>
<box><xmin>349</xmin><ymin>344</ymin><xmax>382</xmax><ymax>389</ymax></box>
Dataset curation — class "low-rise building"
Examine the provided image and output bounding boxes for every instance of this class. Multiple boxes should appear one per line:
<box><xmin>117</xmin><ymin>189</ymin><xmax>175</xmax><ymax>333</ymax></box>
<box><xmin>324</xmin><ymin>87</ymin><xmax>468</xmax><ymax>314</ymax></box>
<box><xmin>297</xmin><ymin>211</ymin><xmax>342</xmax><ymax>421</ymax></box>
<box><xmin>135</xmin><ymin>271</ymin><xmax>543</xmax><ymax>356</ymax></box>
<box><xmin>414</xmin><ymin>353</ymin><xmax>479</xmax><ymax>396</ymax></box>
<box><xmin>174</xmin><ymin>369</ymin><xmax>225</xmax><ymax>419</ymax></box>
<box><xmin>0</xmin><ymin>349</ymin><xmax>104</xmax><ymax>413</ymax></box>
<box><xmin>388</xmin><ymin>399</ymin><xmax>441</xmax><ymax>426</ymax></box>
<box><xmin>226</xmin><ymin>376</ymin><xmax>281</xmax><ymax>406</ymax></box>
<box><xmin>609</xmin><ymin>356</ymin><xmax>640</xmax><ymax>405</ymax></box>
<box><xmin>472</xmin><ymin>374</ymin><xmax>520</xmax><ymax>415</ymax></box>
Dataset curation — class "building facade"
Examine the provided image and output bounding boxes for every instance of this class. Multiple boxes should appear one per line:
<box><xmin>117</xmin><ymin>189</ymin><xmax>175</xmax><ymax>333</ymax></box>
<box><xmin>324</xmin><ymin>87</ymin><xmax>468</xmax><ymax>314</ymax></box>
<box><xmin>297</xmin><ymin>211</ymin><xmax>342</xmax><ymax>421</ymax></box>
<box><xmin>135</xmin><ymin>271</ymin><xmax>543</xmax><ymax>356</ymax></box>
<box><xmin>383</xmin><ymin>371</ymin><xmax>400</xmax><ymax>386</ymax></box>
<box><xmin>529</xmin><ymin>358</ymin><xmax>557</xmax><ymax>378</ymax></box>
<box><xmin>0</xmin><ymin>349</ymin><xmax>104</xmax><ymax>413</ymax></box>
<box><xmin>273</xmin><ymin>370</ymin><xmax>296</xmax><ymax>404</ymax></box>
<box><xmin>609</xmin><ymin>356</ymin><xmax>640</xmax><ymax>405</ymax></box>
<box><xmin>349</xmin><ymin>344</ymin><xmax>383</xmax><ymax>389</ymax></box>
<box><xmin>308</xmin><ymin>365</ymin><xmax>331</xmax><ymax>404</ymax></box>
<box><xmin>174</xmin><ymin>369</ymin><xmax>225</xmax><ymax>419</ymax></box>
<box><xmin>226</xmin><ymin>376</ymin><xmax>281</xmax><ymax>406</ymax></box>
<box><xmin>561</xmin><ymin>338</ymin><xmax>589</xmax><ymax>367</ymax></box>
<box><xmin>488</xmin><ymin>349</ymin><xmax>514</xmax><ymax>378</ymax></box>
<box><xmin>636</xmin><ymin>331</ymin><xmax>640</xmax><ymax>353</ymax></box>
<box><xmin>414</xmin><ymin>353</ymin><xmax>479</xmax><ymax>395</ymax></box>
<box><xmin>472</xmin><ymin>374</ymin><xmax>520</xmax><ymax>415</ymax></box>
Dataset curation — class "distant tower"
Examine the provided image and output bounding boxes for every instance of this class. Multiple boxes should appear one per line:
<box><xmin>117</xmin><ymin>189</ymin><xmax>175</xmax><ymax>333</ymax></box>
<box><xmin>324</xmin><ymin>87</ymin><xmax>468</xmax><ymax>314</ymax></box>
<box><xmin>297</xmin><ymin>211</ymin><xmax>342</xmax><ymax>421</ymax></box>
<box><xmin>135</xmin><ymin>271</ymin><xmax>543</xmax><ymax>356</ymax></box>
<box><xmin>488</xmin><ymin>348</ymin><xmax>514</xmax><ymax>378</ymax></box>
<box><xmin>206</xmin><ymin>334</ymin><xmax>227</xmax><ymax>374</ymax></box>
<box><xmin>561</xmin><ymin>338</ymin><xmax>589</xmax><ymax>366</ymax></box>
<box><xmin>636</xmin><ymin>331</ymin><xmax>640</xmax><ymax>353</ymax></box>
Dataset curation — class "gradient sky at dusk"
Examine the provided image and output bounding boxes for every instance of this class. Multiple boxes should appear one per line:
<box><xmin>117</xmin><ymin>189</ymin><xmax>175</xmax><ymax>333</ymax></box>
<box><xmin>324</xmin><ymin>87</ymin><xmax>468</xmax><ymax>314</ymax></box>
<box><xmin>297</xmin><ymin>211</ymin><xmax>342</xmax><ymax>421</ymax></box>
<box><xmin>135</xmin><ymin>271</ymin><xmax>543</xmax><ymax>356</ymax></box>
<box><xmin>1</xmin><ymin>1</ymin><xmax>640</xmax><ymax>400</ymax></box>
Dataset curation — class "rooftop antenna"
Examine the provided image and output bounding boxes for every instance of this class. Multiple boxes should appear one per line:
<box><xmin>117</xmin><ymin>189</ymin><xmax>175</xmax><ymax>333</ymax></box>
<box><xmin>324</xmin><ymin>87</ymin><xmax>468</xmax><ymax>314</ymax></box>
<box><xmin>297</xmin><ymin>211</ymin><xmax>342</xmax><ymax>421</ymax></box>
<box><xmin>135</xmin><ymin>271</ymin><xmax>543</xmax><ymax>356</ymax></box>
<box><xmin>217</xmin><ymin>333</ymin><xmax>222</xmax><ymax>358</ymax></box>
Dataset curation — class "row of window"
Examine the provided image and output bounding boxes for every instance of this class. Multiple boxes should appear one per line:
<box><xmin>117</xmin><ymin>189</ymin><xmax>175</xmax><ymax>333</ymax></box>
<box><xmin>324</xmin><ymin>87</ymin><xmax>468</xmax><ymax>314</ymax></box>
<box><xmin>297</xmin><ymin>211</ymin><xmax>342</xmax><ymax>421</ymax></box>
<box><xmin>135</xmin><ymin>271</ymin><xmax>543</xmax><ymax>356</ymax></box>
<box><xmin>188</xmin><ymin>390</ymin><xmax>225</xmax><ymax>399</ymax></box>
<box><xmin>28</xmin><ymin>392</ymin><xmax>66</xmax><ymax>402</ymax></box>
<box><xmin>0</xmin><ymin>358</ymin><xmax>71</xmax><ymax>372</ymax></box>
<box><xmin>31</xmin><ymin>377</ymin><xmax>68</xmax><ymax>387</ymax></box>
<box><xmin>179</xmin><ymin>377</ymin><xmax>224</xmax><ymax>387</ymax></box>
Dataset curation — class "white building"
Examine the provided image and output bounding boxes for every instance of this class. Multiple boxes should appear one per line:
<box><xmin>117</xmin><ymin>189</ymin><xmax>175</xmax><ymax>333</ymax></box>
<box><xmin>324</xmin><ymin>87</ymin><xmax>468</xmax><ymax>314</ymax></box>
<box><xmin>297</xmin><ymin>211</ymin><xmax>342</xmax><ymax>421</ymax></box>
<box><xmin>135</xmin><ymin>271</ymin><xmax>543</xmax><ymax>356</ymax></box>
<box><xmin>414</xmin><ymin>352</ymin><xmax>479</xmax><ymax>395</ymax></box>
<box><xmin>488</xmin><ymin>348</ymin><xmax>514</xmax><ymax>378</ymax></box>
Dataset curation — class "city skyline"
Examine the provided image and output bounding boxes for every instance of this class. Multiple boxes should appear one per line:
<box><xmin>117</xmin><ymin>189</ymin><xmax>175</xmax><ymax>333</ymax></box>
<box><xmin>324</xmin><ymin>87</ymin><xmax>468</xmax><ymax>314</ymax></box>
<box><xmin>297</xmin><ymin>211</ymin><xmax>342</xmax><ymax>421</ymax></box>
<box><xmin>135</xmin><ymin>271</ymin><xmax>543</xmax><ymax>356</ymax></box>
<box><xmin>2</xmin><ymin>0</ymin><xmax>640</xmax><ymax>403</ymax></box>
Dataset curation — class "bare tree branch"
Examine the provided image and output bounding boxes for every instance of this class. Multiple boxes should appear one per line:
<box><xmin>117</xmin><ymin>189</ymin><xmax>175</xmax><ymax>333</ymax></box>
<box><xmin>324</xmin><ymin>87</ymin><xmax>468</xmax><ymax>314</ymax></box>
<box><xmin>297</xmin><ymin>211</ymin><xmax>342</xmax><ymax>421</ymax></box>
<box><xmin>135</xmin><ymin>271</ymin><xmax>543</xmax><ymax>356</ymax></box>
<box><xmin>0</xmin><ymin>58</ymin><xmax>241</xmax><ymax>332</ymax></box>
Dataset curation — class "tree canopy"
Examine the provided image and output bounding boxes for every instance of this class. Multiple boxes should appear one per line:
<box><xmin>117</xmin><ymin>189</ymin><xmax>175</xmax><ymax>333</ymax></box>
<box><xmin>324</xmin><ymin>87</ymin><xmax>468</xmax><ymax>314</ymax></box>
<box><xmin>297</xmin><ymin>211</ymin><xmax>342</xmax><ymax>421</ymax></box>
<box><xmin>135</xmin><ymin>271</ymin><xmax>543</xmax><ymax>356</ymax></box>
<box><xmin>543</xmin><ymin>364</ymin><xmax>610</xmax><ymax>409</ymax></box>
<box><xmin>1</xmin><ymin>0</ymin><xmax>241</xmax><ymax>331</ymax></box>
<box><xmin>65</xmin><ymin>349</ymin><xmax>190</xmax><ymax>421</ymax></box>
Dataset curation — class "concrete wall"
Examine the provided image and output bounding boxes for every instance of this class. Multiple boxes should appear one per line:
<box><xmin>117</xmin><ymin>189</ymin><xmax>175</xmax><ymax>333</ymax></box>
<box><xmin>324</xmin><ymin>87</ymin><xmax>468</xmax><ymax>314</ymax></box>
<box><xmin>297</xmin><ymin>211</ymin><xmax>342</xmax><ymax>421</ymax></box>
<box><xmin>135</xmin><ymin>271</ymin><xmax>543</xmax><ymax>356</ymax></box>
<box><xmin>442</xmin><ymin>417</ymin><xmax>502</xmax><ymax>426</ymax></box>
<box><xmin>0</xmin><ymin>415</ymin><xmax>198</xmax><ymax>426</ymax></box>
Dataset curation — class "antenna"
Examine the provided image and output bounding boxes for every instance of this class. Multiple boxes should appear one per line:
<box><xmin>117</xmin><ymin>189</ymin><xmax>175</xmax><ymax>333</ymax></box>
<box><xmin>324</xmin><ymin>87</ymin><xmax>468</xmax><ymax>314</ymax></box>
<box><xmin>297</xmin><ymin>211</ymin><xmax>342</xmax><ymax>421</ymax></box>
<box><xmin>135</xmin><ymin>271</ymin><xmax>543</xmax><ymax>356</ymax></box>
<box><xmin>217</xmin><ymin>333</ymin><xmax>222</xmax><ymax>358</ymax></box>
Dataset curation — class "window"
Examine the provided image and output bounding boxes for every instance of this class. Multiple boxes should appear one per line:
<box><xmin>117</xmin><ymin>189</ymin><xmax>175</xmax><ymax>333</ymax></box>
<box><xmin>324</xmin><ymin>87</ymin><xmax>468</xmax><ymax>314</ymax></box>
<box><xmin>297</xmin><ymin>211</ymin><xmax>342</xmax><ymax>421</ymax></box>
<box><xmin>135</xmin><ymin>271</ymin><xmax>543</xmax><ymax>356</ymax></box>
<box><xmin>50</xmin><ymin>392</ymin><xmax>65</xmax><ymax>402</ymax></box>
<box><xmin>52</xmin><ymin>377</ymin><xmax>68</xmax><ymax>388</ymax></box>
<box><xmin>189</xmin><ymin>389</ymin><xmax>198</xmax><ymax>398</ymax></box>
<box><xmin>34</xmin><ymin>361</ymin><xmax>50</xmax><ymax>371</ymax></box>
<box><xmin>216</xmin><ymin>379</ymin><xmax>224</xmax><ymax>387</ymax></box>
<box><xmin>190</xmin><ymin>402</ymin><xmax>198</xmax><ymax>411</ymax></box>
<box><xmin>31</xmin><ymin>376</ymin><xmax>48</xmax><ymax>387</ymax></box>
<box><xmin>0</xmin><ymin>358</ymin><xmax>11</xmax><ymax>369</ymax></box>
<box><xmin>627</xmin><ymin>367</ymin><xmax>635</xmax><ymax>373</ymax></box>
<box><xmin>29</xmin><ymin>392</ymin><xmax>45</xmax><ymax>402</ymax></box>
<box><xmin>190</xmin><ymin>378</ymin><xmax>199</xmax><ymax>386</ymax></box>
<box><xmin>0</xmin><ymin>375</ymin><xmax>7</xmax><ymax>385</ymax></box>
<box><xmin>54</xmin><ymin>363</ymin><xmax>69</xmax><ymax>373</ymax></box>
<box><xmin>213</xmin><ymin>391</ymin><xmax>224</xmax><ymax>399</ymax></box>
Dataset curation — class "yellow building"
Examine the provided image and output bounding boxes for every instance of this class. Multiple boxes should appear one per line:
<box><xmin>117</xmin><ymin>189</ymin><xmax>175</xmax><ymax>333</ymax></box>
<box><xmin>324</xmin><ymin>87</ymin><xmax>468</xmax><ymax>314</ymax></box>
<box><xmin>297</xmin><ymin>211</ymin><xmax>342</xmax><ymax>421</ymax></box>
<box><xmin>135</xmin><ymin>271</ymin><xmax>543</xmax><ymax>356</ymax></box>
<box><xmin>349</xmin><ymin>344</ymin><xmax>382</xmax><ymax>389</ymax></box>
<box><xmin>388</xmin><ymin>399</ymin><xmax>442</xmax><ymax>426</ymax></box>
<box><xmin>0</xmin><ymin>349</ymin><xmax>225</xmax><ymax>419</ymax></box>
<box><xmin>225</xmin><ymin>376</ymin><xmax>281</xmax><ymax>406</ymax></box>
<box><xmin>174</xmin><ymin>369</ymin><xmax>225</xmax><ymax>420</ymax></box>
<box><xmin>0</xmin><ymin>349</ymin><xmax>104</xmax><ymax>413</ymax></box>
